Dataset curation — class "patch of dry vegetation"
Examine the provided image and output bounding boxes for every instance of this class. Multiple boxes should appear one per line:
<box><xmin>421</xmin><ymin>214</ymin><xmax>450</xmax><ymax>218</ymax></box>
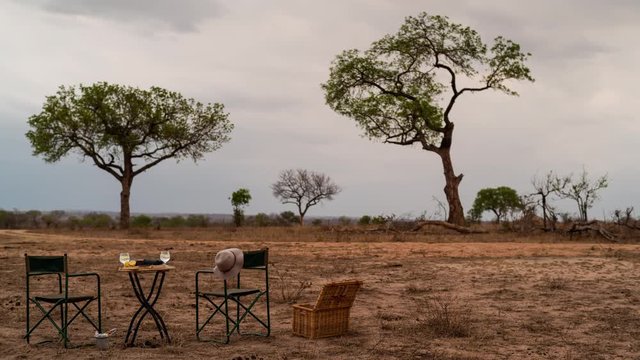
<box><xmin>2</xmin><ymin>227</ymin><xmax>640</xmax><ymax>359</ymax></box>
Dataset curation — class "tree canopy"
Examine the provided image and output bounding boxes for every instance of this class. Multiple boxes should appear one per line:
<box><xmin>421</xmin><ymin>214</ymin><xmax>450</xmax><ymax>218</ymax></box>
<box><xmin>26</xmin><ymin>82</ymin><xmax>233</xmax><ymax>228</ymax></box>
<box><xmin>323</xmin><ymin>12</ymin><xmax>533</xmax><ymax>225</ymax></box>
<box><xmin>230</xmin><ymin>188</ymin><xmax>252</xmax><ymax>227</ymax></box>
<box><xmin>469</xmin><ymin>186</ymin><xmax>523</xmax><ymax>223</ymax></box>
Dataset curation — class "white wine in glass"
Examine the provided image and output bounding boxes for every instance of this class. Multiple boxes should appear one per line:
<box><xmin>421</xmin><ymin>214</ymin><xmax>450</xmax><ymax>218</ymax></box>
<box><xmin>119</xmin><ymin>252</ymin><xmax>130</xmax><ymax>266</ymax></box>
<box><xmin>160</xmin><ymin>251</ymin><xmax>170</xmax><ymax>264</ymax></box>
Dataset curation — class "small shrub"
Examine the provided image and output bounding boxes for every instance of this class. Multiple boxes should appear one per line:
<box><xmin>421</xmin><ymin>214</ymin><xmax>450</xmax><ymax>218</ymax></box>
<box><xmin>311</xmin><ymin>218</ymin><xmax>323</xmax><ymax>226</ymax></box>
<box><xmin>254</xmin><ymin>213</ymin><xmax>271</xmax><ymax>227</ymax></box>
<box><xmin>358</xmin><ymin>215</ymin><xmax>371</xmax><ymax>225</ymax></box>
<box><xmin>80</xmin><ymin>212</ymin><xmax>114</xmax><ymax>229</ymax></box>
<box><xmin>159</xmin><ymin>216</ymin><xmax>186</xmax><ymax>228</ymax></box>
<box><xmin>419</xmin><ymin>296</ymin><xmax>472</xmax><ymax>338</ymax></box>
<box><xmin>278</xmin><ymin>211</ymin><xmax>298</xmax><ymax>225</ymax></box>
<box><xmin>371</xmin><ymin>215</ymin><xmax>388</xmax><ymax>225</ymax></box>
<box><xmin>271</xmin><ymin>264</ymin><xmax>311</xmax><ymax>303</ymax></box>
<box><xmin>131</xmin><ymin>214</ymin><xmax>152</xmax><ymax>228</ymax></box>
<box><xmin>185</xmin><ymin>214</ymin><xmax>208</xmax><ymax>227</ymax></box>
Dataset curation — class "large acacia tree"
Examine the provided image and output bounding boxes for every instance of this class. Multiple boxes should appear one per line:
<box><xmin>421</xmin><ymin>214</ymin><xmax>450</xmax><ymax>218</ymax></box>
<box><xmin>26</xmin><ymin>82</ymin><xmax>233</xmax><ymax>229</ymax></box>
<box><xmin>323</xmin><ymin>12</ymin><xmax>533</xmax><ymax>225</ymax></box>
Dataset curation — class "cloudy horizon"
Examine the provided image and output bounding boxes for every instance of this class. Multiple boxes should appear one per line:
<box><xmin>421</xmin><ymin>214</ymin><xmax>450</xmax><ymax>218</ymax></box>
<box><xmin>1</xmin><ymin>0</ymin><xmax>638</xmax><ymax>220</ymax></box>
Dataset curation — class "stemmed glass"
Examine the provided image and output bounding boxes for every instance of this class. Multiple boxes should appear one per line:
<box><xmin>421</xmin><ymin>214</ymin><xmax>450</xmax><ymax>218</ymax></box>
<box><xmin>160</xmin><ymin>251</ymin><xmax>170</xmax><ymax>264</ymax></box>
<box><xmin>119</xmin><ymin>252</ymin><xmax>130</xmax><ymax>266</ymax></box>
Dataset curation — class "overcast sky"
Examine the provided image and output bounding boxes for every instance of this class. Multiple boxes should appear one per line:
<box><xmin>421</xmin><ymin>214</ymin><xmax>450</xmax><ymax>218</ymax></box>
<box><xmin>0</xmin><ymin>0</ymin><xmax>638</xmax><ymax>220</ymax></box>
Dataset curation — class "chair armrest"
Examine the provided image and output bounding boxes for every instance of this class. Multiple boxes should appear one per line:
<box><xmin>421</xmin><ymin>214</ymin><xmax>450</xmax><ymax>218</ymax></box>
<box><xmin>195</xmin><ymin>269</ymin><xmax>216</xmax><ymax>293</ymax></box>
<box><xmin>68</xmin><ymin>272</ymin><xmax>101</xmax><ymax>293</ymax></box>
<box><xmin>195</xmin><ymin>269</ymin><xmax>215</xmax><ymax>282</ymax></box>
<box><xmin>196</xmin><ymin>269</ymin><xmax>215</xmax><ymax>274</ymax></box>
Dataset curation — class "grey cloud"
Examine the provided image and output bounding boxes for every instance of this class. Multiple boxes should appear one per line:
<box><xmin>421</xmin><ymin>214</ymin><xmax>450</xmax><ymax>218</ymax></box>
<box><xmin>19</xmin><ymin>0</ymin><xmax>221</xmax><ymax>32</ymax></box>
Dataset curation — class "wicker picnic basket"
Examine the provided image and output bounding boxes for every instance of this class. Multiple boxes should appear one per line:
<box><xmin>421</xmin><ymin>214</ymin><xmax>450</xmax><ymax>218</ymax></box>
<box><xmin>291</xmin><ymin>280</ymin><xmax>362</xmax><ymax>339</ymax></box>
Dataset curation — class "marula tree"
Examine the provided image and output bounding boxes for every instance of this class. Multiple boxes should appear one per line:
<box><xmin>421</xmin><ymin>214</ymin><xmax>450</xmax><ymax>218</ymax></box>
<box><xmin>26</xmin><ymin>82</ymin><xmax>233</xmax><ymax>229</ymax></box>
<box><xmin>323</xmin><ymin>12</ymin><xmax>533</xmax><ymax>225</ymax></box>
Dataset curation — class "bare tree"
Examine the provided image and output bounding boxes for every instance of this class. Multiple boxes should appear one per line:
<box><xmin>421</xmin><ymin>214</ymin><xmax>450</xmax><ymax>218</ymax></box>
<box><xmin>531</xmin><ymin>171</ymin><xmax>566</xmax><ymax>231</ymax></box>
<box><xmin>552</xmin><ymin>168</ymin><xmax>608</xmax><ymax>222</ymax></box>
<box><xmin>271</xmin><ymin>169</ymin><xmax>341</xmax><ymax>225</ymax></box>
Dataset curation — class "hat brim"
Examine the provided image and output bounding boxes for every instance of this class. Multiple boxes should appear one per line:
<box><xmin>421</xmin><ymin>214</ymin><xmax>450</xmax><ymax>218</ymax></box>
<box><xmin>213</xmin><ymin>248</ymin><xmax>244</xmax><ymax>280</ymax></box>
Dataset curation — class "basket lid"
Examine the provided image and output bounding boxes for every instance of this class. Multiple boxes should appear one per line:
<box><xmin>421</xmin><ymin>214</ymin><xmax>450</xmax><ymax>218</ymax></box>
<box><xmin>313</xmin><ymin>280</ymin><xmax>362</xmax><ymax>310</ymax></box>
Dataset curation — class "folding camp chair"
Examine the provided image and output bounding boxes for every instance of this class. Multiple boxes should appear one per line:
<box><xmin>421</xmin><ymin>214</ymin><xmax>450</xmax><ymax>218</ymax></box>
<box><xmin>195</xmin><ymin>248</ymin><xmax>270</xmax><ymax>343</ymax></box>
<box><xmin>25</xmin><ymin>254</ymin><xmax>101</xmax><ymax>347</ymax></box>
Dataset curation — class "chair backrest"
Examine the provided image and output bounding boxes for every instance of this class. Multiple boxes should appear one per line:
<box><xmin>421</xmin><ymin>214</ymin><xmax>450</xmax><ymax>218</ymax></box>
<box><xmin>25</xmin><ymin>254</ymin><xmax>67</xmax><ymax>274</ymax></box>
<box><xmin>242</xmin><ymin>248</ymin><xmax>268</xmax><ymax>269</ymax></box>
<box><xmin>313</xmin><ymin>280</ymin><xmax>362</xmax><ymax>310</ymax></box>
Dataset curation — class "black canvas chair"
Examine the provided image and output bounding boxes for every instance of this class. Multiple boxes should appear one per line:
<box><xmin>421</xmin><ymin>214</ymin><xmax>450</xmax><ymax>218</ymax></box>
<box><xmin>195</xmin><ymin>248</ymin><xmax>270</xmax><ymax>343</ymax></box>
<box><xmin>25</xmin><ymin>254</ymin><xmax>101</xmax><ymax>347</ymax></box>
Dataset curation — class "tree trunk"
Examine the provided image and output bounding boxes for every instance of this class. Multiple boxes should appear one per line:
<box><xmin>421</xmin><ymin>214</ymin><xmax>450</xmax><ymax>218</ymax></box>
<box><xmin>541</xmin><ymin>194</ymin><xmax>548</xmax><ymax>230</ymax></box>
<box><xmin>120</xmin><ymin>160</ymin><xmax>134</xmax><ymax>229</ymax></box>
<box><xmin>120</xmin><ymin>178</ymin><xmax>131</xmax><ymax>229</ymax></box>
<box><xmin>298</xmin><ymin>204</ymin><xmax>305</xmax><ymax>226</ymax></box>
<box><xmin>439</xmin><ymin>149</ymin><xmax>465</xmax><ymax>226</ymax></box>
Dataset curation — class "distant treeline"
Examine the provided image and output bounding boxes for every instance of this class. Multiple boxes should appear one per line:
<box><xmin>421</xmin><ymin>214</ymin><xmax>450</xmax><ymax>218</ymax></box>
<box><xmin>0</xmin><ymin>209</ymin><xmax>365</xmax><ymax>229</ymax></box>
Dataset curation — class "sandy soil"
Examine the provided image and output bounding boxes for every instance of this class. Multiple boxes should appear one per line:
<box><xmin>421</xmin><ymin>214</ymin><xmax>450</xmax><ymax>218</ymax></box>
<box><xmin>1</xmin><ymin>227</ymin><xmax>640</xmax><ymax>359</ymax></box>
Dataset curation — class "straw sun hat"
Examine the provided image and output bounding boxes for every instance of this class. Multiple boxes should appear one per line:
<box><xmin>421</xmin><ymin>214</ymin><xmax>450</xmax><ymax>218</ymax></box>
<box><xmin>213</xmin><ymin>248</ymin><xmax>244</xmax><ymax>280</ymax></box>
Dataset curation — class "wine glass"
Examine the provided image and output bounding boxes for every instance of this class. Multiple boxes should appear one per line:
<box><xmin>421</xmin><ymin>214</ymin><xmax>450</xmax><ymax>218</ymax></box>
<box><xmin>119</xmin><ymin>252</ymin><xmax>130</xmax><ymax>266</ymax></box>
<box><xmin>160</xmin><ymin>251</ymin><xmax>170</xmax><ymax>264</ymax></box>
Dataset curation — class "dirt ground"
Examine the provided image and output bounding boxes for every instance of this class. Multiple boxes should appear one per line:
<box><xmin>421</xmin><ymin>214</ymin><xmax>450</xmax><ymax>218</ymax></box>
<box><xmin>1</xmin><ymin>227</ymin><xmax>640</xmax><ymax>359</ymax></box>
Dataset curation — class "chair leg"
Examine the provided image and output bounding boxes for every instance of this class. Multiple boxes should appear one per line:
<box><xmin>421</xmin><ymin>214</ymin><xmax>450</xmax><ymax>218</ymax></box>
<box><xmin>63</xmin><ymin>302</ymin><xmax>68</xmax><ymax>348</ymax></box>
<box><xmin>196</xmin><ymin>295</ymin><xmax>235</xmax><ymax>343</ymax></box>
<box><xmin>224</xmin><ymin>295</ymin><xmax>230</xmax><ymax>344</ymax></box>
<box><xmin>195</xmin><ymin>293</ymin><xmax>200</xmax><ymax>340</ymax></box>
<box><xmin>236</xmin><ymin>298</ymin><xmax>241</xmax><ymax>335</ymax></box>
<box><xmin>25</xmin><ymin>300</ymin><xmax>30</xmax><ymax>343</ymax></box>
<box><xmin>27</xmin><ymin>301</ymin><xmax>64</xmax><ymax>340</ymax></box>
<box><xmin>60</xmin><ymin>303</ymin><xmax>64</xmax><ymax>342</ymax></box>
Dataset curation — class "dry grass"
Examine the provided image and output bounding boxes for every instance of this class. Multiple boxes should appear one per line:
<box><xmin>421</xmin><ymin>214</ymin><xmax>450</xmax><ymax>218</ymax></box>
<box><xmin>418</xmin><ymin>296</ymin><xmax>473</xmax><ymax>338</ymax></box>
<box><xmin>2</xmin><ymin>227</ymin><xmax>640</xmax><ymax>359</ymax></box>
<box><xmin>270</xmin><ymin>264</ymin><xmax>312</xmax><ymax>304</ymax></box>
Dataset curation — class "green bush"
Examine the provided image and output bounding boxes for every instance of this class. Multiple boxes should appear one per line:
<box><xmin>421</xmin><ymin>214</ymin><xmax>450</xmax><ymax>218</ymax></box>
<box><xmin>185</xmin><ymin>214</ymin><xmax>209</xmax><ymax>227</ymax></box>
<box><xmin>254</xmin><ymin>213</ymin><xmax>271</xmax><ymax>227</ymax></box>
<box><xmin>358</xmin><ymin>215</ymin><xmax>371</xmax><ymax>225</ymax></box>
<box><xmin>371</xmin><ymin>215</ymin><xmax>387</xmax><ymax>225</ymax></box>
<box><xmin>80</xmin><ymin>212</ymin><xmax>114</xmax><ymax>228</ymax></box>
<box><xmin>131</xmin><ymin>214</ymin><xmax>152</xmax><ymax>228</ymax></box>
<box><xmin>278</xmin><ymin>211</ymin><xmax>298</xmax><ymax>225</ymax></box>
<box><xmin>156</xmin><ymin>216</ymin><xmax>186</xmax><ymax>228</ymax></box>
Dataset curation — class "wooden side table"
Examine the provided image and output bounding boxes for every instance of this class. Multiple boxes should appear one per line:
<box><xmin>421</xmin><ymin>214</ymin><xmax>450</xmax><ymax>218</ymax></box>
<box><xmin>119</xmin><ymin>264</ymin><xmax>175</xmax><ymax>346</ymax></box>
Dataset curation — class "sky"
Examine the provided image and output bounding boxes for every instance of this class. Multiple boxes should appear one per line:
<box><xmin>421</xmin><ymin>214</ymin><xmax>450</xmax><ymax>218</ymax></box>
<box><xmin>0</xmin><ymin>0</ymin><xmax>638</xmax><ymax>220</ymax></box>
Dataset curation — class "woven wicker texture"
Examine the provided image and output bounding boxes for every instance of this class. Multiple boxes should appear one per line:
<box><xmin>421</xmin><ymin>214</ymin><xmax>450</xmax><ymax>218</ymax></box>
<box><xmin>292</xmin><ymin>280</ymin><xmax>362</xmax><ymax>339</ymax></box>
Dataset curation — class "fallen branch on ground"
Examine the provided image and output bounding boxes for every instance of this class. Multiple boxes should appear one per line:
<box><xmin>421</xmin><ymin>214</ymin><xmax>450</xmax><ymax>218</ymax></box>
<box><xmin>411</xmin><ymin>221</ymin><xmax>487</xmax><ymax>234</ymax></box>
<box><xmin>567</xmin><ymin>221</ymin><xmax>617</xmax><ymax>242</ymax></box>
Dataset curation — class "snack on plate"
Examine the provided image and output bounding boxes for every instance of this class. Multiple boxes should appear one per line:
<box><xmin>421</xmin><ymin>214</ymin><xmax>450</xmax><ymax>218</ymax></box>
<box><xmin>125</xmin><ymin>260</ymin><xmax>137</xmax><ymax>267</ymax></box>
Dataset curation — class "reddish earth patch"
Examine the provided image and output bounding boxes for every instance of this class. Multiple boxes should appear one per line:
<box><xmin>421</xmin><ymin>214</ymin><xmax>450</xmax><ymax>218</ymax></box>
<box><xmin>1</xmin><ymin>228</ymin><xmax>639</xmax><ymax>359</ymax></box>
